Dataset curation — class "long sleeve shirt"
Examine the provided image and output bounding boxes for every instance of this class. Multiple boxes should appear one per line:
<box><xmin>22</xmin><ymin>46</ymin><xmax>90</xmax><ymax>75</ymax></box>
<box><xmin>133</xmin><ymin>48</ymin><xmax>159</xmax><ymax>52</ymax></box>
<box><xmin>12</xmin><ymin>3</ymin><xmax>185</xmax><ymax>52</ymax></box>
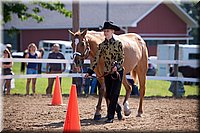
<box><xmin>90</xmin><ymin>37</ymin><xmax>124</xmax><ymax>73</ymax></box>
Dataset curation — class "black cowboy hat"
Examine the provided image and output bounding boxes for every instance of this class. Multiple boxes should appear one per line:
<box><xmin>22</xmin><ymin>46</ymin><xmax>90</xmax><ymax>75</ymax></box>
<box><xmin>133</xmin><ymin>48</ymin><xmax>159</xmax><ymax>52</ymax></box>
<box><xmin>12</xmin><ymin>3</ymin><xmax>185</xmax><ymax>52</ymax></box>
<box><xmin>100</xmin><ymin>21</ymin><xmax>120</xmax><ymax>31</ymax></box>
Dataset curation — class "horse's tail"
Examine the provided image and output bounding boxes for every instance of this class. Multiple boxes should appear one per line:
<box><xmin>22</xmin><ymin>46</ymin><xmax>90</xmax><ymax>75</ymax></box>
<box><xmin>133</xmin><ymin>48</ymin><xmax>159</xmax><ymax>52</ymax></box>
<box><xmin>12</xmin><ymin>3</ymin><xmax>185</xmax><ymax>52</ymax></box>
<box><xmin>130</xmin><ymin>34</ymin><xmax>148</xmax><ymax>84</ymax></box>
<box><xmin>141</xmin><ymin>40</ymin><xmax>149</xmax><ymax>73</ymax></box>
<box><xmin>136</xmin><ymin>34</ymin><xmax>148</xmax><ymax>71</ymax></box>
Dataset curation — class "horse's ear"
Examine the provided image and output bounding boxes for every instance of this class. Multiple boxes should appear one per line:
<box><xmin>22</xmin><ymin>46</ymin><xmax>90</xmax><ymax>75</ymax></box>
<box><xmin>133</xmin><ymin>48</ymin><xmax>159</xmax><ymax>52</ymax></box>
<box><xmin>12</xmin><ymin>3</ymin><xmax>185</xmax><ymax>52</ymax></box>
<box><xmin>81</xmin><ymin>29</ymin><xmax>88</xmax><ymax>37</ymax></box>
<box><xmin>68</xmin><ymin>30</ymin><xmax>75</xmax><ymax>36</ymax></box>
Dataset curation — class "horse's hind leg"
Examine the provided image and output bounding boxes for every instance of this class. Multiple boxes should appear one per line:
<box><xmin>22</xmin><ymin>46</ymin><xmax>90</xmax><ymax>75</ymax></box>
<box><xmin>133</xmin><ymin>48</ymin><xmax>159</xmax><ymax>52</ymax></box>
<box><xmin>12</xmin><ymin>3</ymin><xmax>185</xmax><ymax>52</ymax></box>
<box><xmin>122</xmin><ymin>74</ymin><xmax>132</xmax><ymax>116</ymax></box>
<box><xmin>135</xmin><ymin>64</ymin><xmax>147</xmax><ymax>117</ymax></box>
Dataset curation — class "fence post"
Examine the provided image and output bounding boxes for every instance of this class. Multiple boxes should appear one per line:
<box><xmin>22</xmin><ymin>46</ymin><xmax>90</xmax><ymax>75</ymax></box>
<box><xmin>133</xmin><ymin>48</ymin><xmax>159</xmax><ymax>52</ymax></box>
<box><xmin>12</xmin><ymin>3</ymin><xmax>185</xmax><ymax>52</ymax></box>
<box><xmin>174</xmin><ymin>41</ymin><xmax>179</xmax><ymax>97</ymax></box>
<box><xmin>72</xmin><ymin>0</ymin><xmax>80</xmax><ymax>32</ymax></box>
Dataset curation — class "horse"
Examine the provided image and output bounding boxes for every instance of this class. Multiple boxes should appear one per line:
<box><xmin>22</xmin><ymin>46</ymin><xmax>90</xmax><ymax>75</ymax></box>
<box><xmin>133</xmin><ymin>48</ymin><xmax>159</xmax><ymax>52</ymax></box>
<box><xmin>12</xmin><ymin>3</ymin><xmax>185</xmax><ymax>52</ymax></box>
<box><xmin>68</xmin><ymin>29</ymin><xmax>148</xmax><ymax>118</ymax></box>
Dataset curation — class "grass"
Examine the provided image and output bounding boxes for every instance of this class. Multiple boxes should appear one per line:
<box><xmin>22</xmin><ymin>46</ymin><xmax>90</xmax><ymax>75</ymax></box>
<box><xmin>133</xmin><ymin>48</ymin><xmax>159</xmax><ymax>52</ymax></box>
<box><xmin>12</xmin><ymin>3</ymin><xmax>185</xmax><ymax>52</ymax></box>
<box><xmin>10</xmin><ymin>62</ymin><xmax>72</xmax><ymax>95</ymax></box>
<box><xmin>11</xmin><ymin>78</ymin><xmax>72</xmax><ymax>95</ymax></box>
<box><xmin>9</xmin><ymin>63</ymin><xmax>200</xmax><ymax>96</ymax></box>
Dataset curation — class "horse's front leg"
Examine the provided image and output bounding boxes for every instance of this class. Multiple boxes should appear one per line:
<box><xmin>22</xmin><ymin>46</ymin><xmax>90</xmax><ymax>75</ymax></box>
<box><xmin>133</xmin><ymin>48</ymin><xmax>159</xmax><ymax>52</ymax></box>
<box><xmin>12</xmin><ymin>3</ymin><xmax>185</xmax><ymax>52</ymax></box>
<box><xmin>122</xmin><ymin>76</ymin><xmax>132</xmax><ymax>116</ymax></box>
<box><xmin>94</xmin><ymin>82</ymin><xmax>105</xmax><ymax>120</ymax></box>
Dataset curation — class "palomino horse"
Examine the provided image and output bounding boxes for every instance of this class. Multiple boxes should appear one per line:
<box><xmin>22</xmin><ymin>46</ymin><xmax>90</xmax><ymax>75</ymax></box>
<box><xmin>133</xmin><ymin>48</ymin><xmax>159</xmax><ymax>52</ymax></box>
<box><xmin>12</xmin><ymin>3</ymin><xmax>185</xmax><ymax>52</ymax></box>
<box><xmin>69</xmin><ymin>29</ymin><xmax>148</xmax><ymax>118</ymax></box>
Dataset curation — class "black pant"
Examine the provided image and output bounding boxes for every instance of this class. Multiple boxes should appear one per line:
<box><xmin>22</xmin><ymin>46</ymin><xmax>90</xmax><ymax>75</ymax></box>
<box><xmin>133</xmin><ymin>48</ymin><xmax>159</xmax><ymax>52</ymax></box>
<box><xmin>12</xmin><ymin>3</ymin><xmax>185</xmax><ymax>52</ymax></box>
<box><xmin>46</xmin><ymin>71</ymin><xmax>62</xmax><ymax>95</ymax></box>
<box><xmin>104</xmin><ymin>69</ymin><xmax>124</xmax><ymax>120</ymax></box>
<box><xmin>72</xmin><ymin>77</ymin><xmax>83</xmax><ymax>95</ymax></box>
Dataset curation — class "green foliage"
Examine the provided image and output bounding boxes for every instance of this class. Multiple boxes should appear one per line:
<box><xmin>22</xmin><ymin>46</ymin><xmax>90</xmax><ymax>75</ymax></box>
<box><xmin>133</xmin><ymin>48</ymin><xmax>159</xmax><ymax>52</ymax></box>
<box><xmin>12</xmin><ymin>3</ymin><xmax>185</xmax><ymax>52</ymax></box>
<box><xmin>33</xmin><ymin>1</ymin><xmax>72</xmax><ymax>18</ymax></box>
<box><xmin>3</xmin><ymin>2</ymin><xmax>43</xmax><ymax>23</ymax></box>
<box><xmin>2</xmin><ymin>1</ymin><xmax>72</xmax><ymax>24</ymax></box>
<box><xmin>180</xmin><ymin>2</ymin><xmax>199</xmax><ymax>21</ymax></box>
<box><xmin>180</xmin><ymin>1</ymin><xmax>200</xmax><ymax>44</ymax></box>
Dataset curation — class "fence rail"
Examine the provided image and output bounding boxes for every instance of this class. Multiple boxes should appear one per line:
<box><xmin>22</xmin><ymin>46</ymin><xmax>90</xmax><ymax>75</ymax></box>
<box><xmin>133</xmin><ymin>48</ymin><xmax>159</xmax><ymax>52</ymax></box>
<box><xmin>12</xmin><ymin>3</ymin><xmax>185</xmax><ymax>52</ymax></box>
<box><xmin>0</xmin><ymin>74</ymin><xmax>199</xmax><ymax>83</ymax></box>
<box><xmin>1</xmin><ymin>58</ymin><xmax>198</xmax><ymax>65</ymax></box>
<box><xmin>150</xmin><ymin>59</ymin><xmax>198</xmax><ymax>66</ymax></box>
<box><xmin>0</xmin><ymin>58</ymin><xmax>199</xmax><ymax>82</ymax></box>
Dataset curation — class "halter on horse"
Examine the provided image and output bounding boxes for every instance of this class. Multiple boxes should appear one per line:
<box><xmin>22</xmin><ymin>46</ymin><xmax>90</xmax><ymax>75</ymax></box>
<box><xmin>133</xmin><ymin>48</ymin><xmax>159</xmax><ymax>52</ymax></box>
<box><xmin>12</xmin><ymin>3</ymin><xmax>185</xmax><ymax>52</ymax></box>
<box><xmin>70</xmin><ymin>30</ymin><xmax>90</xmax><ymax>68</ymax></box>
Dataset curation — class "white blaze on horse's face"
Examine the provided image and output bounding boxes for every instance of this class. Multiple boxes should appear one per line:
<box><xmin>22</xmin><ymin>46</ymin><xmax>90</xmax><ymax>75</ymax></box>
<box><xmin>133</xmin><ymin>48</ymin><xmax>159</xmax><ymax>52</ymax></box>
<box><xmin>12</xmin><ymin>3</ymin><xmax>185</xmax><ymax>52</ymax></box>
<box><xmin>75</xmin><ymin>38</ymin><xmax>79</xmax><ymax>46</ymax></box>
<box><xmin>73</xmin><ymin>37</ymin><xmax>82</xmax><ymax>67</ymax></box>
<box><xmin>74</xmin><ymin>38</ymin><xmax>80</xmax><ymax>53</ymax></box>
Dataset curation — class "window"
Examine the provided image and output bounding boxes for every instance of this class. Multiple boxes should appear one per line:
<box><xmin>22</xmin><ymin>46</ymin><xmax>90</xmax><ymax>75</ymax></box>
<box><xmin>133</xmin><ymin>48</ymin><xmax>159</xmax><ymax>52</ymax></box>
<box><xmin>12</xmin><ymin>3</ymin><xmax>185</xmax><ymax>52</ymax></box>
<box><xmin>189</xmin><ymin>53</ymin><xmax>200</xmax><ymax>60</ymax></box>
<box><xmin>43</xmin><ymin>43</ymin><xmax>49</xmax><ymax>48</ymax></box>
<box><xmin>65</xmin><ymin>51</ymin><xmax>72</xmax><ymax>53</ymax></box>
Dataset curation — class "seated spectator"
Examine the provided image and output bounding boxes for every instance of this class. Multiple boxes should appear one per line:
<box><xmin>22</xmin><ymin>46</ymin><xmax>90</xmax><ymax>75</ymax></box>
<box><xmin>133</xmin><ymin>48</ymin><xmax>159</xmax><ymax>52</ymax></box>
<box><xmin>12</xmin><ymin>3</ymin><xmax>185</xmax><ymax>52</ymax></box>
<box><xmin>90</xmin><ymin>77</ymin><xmax>98</xmax><ymax>95</ymax></box>
<box><xmin>70</xmin><ymin>64</ymin><xmax>83</xmax><ymax>96</ymax></box>
<box><xmin>168</xmin><ymin>66</ymin><xmax>185</xmax><ymax>96</ymax></box>
<box><xmin>82</xmin><ymin>66</ymin><xmax>91</xmax><ymax>96</ymax></box>
<box><xmin>126</xmin><ymin>74</ymin><xmax>140</xmax><ymax>96</ymax></box>
<box><xmin>127</xmin><ymin>78</ymin><xmax>140</xmax><ymax>96</ymax></box>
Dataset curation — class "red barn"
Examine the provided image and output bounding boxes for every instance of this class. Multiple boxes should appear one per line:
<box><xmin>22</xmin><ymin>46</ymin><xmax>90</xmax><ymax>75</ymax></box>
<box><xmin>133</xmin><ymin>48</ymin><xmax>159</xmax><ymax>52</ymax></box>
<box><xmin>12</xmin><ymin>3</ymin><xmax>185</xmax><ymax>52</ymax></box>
<box><xmin>3</xmin><ymin>0</ymin><xmax>198</xmax><ymax>56</ymax></box>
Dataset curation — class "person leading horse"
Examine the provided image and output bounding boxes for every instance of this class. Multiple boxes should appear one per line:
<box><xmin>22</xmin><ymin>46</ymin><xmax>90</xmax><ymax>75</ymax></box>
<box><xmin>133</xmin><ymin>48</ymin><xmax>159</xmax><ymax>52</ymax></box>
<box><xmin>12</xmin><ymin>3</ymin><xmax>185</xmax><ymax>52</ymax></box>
<box><xmin>69</xmin><ymin>21</ymin><xmax>148</xmax><ymax>120</ymax></box>
<box><xmin>85</xmin><ymin>21</ymin><xmax>124</xmax><ymax>123</ymax></box>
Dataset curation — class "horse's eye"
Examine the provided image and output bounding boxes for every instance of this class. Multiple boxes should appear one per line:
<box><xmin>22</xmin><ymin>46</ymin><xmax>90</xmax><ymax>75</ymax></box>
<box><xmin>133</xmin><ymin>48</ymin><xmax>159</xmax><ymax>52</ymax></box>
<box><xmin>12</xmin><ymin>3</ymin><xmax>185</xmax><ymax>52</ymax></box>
<box><xmin>81</xmin><ymin>42</ymin><xmax>84</xmax><ymax>46</ymax></box>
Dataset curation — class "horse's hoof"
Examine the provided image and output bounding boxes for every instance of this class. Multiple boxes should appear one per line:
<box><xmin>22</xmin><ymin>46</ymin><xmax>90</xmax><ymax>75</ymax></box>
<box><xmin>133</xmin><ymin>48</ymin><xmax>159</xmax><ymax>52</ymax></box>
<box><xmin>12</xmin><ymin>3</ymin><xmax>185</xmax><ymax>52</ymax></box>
<box><xmin>123</xmin><ymin>101</ymin><xmax>131</xmax><ymax>116</ymax></box>
<box><xmin>94</xmin><ymin>114</ymin><xmax>101</xmax><ymax>120</ymax></box>
<box><xmin>136</xmin><ymin>112</ymin><xmax>142</xmax><ymax>117</ymax></box>
<box><xmin>124</xmin><ymin>110</ymin><xmax>131</xmax><ymax>116</ymax></box>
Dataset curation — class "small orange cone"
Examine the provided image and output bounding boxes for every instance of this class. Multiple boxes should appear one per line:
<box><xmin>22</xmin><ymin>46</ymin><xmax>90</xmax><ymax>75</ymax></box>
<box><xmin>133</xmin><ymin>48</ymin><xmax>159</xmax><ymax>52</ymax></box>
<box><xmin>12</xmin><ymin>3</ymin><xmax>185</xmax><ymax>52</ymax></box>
<box><xmin>51</xmin><ymin>76</ymin><xmax>63</xmax><ymax>105</ymax></box>
<box><xmin>63</xmin><ymin>84</ymin><xmax>80</xmax><ymax>133</ymax></box>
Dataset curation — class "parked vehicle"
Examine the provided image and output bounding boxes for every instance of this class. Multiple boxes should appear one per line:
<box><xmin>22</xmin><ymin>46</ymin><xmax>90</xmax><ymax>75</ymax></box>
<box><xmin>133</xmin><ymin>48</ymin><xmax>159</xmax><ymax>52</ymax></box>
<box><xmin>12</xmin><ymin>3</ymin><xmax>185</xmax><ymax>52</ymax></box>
<box><xmin>11</xmin><ymin>51</ymin><xmax>24</xmax><ymax>58</ymax></box>
<box><xmin>157</xmin><ymin>44</ymin><xmax>199</xmax><ymax>77</ymax></box>
<box><xmin>38</xmin><ymin>40</ymin><xmax>73</xmax><ymax>72</ymax></box>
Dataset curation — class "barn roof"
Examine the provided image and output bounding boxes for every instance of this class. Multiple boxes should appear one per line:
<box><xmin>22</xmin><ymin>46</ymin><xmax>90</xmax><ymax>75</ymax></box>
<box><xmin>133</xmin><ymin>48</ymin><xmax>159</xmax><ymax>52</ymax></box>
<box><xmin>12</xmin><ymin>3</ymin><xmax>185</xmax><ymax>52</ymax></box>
<box><xmin>3</xmin><ymin>0</ymin><xmax>198</xmax><ymax>30</ymax></box>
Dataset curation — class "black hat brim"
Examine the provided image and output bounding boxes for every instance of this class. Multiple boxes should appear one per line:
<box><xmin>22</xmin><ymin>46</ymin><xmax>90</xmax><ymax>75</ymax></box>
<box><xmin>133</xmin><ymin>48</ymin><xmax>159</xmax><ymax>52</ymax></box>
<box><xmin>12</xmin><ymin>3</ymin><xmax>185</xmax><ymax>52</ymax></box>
<box><xmin>101</xmin><ymin>21</ymin><xmax>120</xmax><ymax>31</ymax></box>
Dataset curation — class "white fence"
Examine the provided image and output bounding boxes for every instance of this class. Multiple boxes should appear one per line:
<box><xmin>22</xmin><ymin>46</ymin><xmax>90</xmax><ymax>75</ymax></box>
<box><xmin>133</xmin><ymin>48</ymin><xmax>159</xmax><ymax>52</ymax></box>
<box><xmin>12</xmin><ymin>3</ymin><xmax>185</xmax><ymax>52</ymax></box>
<box><xmin>0</xmin><ymin>58</ymin><xmax>199</xmax><ymax>83</ymax></box>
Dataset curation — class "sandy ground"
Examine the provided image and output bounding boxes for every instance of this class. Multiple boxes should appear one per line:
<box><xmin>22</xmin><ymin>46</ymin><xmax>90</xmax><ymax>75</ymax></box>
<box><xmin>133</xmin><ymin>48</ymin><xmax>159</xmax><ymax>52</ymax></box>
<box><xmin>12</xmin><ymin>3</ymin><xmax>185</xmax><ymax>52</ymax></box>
<box><xmin>2</xmin><ymin>94</ymin><xmax>199</xmax><ymax>132</ymax></box>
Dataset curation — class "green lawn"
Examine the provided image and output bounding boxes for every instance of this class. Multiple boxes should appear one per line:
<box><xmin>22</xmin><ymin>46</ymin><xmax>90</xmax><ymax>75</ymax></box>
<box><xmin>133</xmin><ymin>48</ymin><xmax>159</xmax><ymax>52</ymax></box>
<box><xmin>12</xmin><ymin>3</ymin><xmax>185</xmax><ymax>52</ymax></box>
<box><xmin>10</xmin><ymin>62</ymin><xmax>72</xmax><ymax>94</ymax></box>
<box><xmin>9</xmin><ymin>63</ymin><xmax>200</xmax><ymax>96</ymax></box>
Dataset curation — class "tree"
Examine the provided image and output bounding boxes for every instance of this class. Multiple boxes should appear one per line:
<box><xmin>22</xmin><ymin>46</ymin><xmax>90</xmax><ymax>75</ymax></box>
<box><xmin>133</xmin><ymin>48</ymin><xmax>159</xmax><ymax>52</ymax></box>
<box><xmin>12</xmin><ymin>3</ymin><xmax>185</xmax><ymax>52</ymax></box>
<box><xmin>3</xmin><ymin>1</ymin><xmax>72</xmax><ymax>24</ymax></box>
<box><xmin>2</xmin><ymin>1</ymin><xmax>72</xmax><ymax>50</ymax></box>
<box><xmin>180</xmin><ymin>1</ymin><xmax>200</xmax><ymax>44</ymax></box>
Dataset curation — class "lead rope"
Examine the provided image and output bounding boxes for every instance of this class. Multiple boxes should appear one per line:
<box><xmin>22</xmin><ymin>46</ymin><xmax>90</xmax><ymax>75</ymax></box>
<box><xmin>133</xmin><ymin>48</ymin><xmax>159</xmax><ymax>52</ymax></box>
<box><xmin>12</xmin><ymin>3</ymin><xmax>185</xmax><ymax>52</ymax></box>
<box><xmin>111</xmin><ymin>71</ymin><xmax>121</xmax><ymax>81</ymax></box>
<box><xmin>96</xmin><ymin>71</ymin><xmax>120</xmax><ymax>81</ymax></box>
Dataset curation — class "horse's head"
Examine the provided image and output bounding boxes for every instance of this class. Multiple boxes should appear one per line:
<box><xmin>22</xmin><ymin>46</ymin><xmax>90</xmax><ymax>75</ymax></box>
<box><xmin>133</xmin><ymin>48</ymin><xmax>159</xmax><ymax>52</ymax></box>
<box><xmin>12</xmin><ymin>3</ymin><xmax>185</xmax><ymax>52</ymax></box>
<box><xmin>68</xmin><ymin>29</ymin><xmax>90</xmax><ymax>68</ymax></box>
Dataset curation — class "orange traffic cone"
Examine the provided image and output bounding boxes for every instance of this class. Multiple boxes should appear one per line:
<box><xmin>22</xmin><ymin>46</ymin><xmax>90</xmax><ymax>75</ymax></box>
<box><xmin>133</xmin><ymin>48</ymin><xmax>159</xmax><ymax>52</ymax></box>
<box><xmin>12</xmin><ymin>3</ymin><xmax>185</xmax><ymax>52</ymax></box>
<box><xmin>51</xmin><ymin>76</ymin><xmax>63</xmax><ymax>105</ymax></box>
<box><xmin>63</xmin><ymin>84</ymin><xmax>80</xmax><ymax>133</ymax></box>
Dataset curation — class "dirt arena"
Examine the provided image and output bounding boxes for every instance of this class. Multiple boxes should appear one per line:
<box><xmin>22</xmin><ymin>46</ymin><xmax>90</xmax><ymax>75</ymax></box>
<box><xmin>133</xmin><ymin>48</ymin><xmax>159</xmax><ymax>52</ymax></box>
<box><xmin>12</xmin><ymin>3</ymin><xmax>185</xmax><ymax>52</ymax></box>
<box><xmin>2</xmin><ymin>95</ymin><xmax>199</xmax><ymax>132</ymax></box>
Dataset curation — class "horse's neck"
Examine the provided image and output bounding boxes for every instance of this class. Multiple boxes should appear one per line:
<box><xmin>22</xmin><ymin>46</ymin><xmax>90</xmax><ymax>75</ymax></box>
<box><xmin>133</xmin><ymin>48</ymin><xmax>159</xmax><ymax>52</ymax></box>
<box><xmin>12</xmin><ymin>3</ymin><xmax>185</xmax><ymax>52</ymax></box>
<box><xmin>85</xmin><ymin>32</ymin><xmax>103</xmax><ymax>59</ymax></box>
<box><xmin>87</xmin><ymin>39</ymin><xmax>99</xmax><ymax>59</ymax></box>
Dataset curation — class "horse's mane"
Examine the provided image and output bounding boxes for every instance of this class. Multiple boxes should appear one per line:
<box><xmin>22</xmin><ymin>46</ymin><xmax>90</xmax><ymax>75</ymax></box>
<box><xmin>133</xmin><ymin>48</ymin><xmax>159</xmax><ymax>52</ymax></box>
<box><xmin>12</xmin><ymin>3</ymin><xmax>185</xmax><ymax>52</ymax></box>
<box><xmin>86</xmin><ymin>30</ymin><xmax>104</xmax><ymax>38</ymax></box>
<box><xmin>86</xmin><ymin>30</ymin><xmax>145</xmax><ymax>46</ymax></box>
<box><xmin>85</xmin><ymin>30</ymin><xmax>105</xmax><ymax>44</ymax></box>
